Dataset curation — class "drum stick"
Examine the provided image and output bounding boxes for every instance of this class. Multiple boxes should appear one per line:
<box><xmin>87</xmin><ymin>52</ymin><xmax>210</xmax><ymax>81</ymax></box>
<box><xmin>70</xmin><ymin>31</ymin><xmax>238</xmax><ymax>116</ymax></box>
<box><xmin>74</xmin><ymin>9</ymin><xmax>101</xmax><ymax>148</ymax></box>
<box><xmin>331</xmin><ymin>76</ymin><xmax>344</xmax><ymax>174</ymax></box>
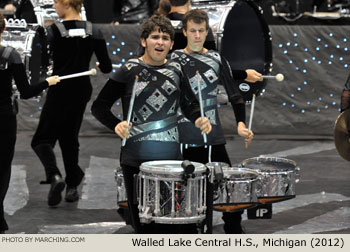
<box><xmin>261</xmin><ymin>73</ymin><xmax>284</xmax><ymax>82</ymax></box>
<box><xmin>122</xmin><ymin>75</ymin><xmax>139</xmax><ymax>147</ymax></box>
<box><xmin>196</xmin><ymin>71</ymin><xmax>207</xmax><ymax>147</ymax></box>
<box><xmin>96</xmin><ymin>62</ymin><xmax>120</xmax><ymax>69</ymax></box>
<box><xmin>58</xmin><ymin>68</ymin><xmax>96</xmax><ymax>80</ymax></box>
<box><xmin>246</xmin><ymin>94</ymin><xmax>256</xmax><ymax>149</ymax></box>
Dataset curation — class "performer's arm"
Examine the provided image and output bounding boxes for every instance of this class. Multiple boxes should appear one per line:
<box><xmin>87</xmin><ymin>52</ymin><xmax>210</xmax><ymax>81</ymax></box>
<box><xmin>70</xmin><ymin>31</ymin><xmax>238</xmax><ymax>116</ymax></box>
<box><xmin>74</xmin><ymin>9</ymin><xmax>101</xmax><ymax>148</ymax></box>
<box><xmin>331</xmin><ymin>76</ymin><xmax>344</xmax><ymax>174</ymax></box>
<box><xmin>94</xmin><ymin>29</ymin><xmax>112</xmax><ymax>73</ymax></box>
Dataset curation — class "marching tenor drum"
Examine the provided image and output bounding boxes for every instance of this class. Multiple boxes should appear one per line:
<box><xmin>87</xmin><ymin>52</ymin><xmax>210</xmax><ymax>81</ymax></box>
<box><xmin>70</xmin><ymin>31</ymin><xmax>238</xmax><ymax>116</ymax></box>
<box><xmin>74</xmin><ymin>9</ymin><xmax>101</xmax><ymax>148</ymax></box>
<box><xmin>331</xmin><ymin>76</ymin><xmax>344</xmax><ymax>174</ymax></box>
<box><xmin>138</xmin><ymin>160</ymin><xmax>207</xmax><ymax>224</ymax></box>
<box><xmin>207</xmin><ymin>162</ymin><xmax>259</xmax><ymax>212</ymax></box>
<box><xmin>240</xmin><ymin>157</ymin><xmax>300</xmax><ymax>204</ymax></box>
<box><xmin>2</xmin><ymin>19</ymin><xmax>49</xmax><ymax>88</ymax></box>
<box><xmin>191</xmin><ymin>0</ymin><xmax>273</xmax><ymax>102</ymax></box>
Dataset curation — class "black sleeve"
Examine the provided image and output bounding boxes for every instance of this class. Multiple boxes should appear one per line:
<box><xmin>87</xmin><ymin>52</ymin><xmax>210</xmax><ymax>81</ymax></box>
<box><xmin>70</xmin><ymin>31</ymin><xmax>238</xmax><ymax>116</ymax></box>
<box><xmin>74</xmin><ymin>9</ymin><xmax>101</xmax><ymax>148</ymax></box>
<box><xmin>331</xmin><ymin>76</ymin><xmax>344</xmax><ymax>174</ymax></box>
<box><xmin>94</xmin><ymin>30</ymin><xmax>112</xmax><ymax>74</ymax></box>
<box><xmin>179</xmin><ymin>72</ymin><xmax>201</xmax><ymax>123</ymax></box>
<box><xmin>232</xmin><ymin>69</ymin><xmax>247</xmax><ymax>80</ymax></box>
<box><xmin>11</xmin><ymin>63</ymin><xmax>48</xmax><ymax>99</ymax></box>
<box><xmin>91</xmin><ymin>79</ymin><xmax>125</xmax><ymax>131</ymax></box>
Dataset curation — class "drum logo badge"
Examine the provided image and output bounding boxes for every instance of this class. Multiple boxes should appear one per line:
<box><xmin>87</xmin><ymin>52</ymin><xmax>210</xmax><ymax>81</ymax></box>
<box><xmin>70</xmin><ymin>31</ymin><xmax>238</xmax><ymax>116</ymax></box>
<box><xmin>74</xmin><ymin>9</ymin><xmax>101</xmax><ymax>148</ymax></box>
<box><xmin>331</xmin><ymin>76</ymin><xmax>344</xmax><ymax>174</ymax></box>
<box><xmin>239</xmin><ymin>83</ymin><xmax>250</xmax><ymax>92</ymax></box>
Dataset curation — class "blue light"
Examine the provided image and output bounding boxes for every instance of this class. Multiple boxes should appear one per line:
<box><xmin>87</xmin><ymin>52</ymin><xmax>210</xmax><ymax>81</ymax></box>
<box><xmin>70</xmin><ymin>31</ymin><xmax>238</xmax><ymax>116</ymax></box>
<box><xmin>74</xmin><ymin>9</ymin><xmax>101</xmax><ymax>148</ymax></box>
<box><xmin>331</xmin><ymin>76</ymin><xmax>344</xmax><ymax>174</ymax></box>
<box><xmin>301</xmin><ymin>109</ymin><xmax>305</xmax><ymax>114</ymax></box>
<box><xmin>129</xmin><ymin>52</ymin><xmax>133</xmax><ymax>56</ymax></box>
<box><xmin>112</xmin><ymin>51</ymin><xmax>116</xmax><ymax>55</ymax></box>
<box><xmin>316</xmin><ymin>47</ymin><xmax>320</xmax><ymax>51</ymax></box>
<box><xmin>122</xmin><ymin>58</ymin><xmax>125</xmax><ymax>63</ymax></box>
<box><xmin>293</xmin><ymin>33</ymin><xmax>298</xmax><ymax>37</ymax></box>
<box><xmin>345</xmin><ymin>48</ymin><xmax>348</xmax><ymax>51</ymax></box>
<box><xmin>297</xmin><ymin>87</ymin><xmax>301</xmax><ymax>91</ymax></box>
<box><xmin>291</xmin><ymin>104</ymin><xmax>295</xmax><ymax>108</ymax></box>
<box><xmin>296</xmin><ymin>67</ymin><xmax>299</xmax><ymax>70</ymax></box>
<box><xmin>283</xmin><ymin>50</ymin><xmax>288</xmax><ymax>54</ymax></box>
<box><xmin>329</xmin><ymin>33</ymin><xmax>333</xmax><ymax>37</ymax></box>
<box><xmin>289</xmin><ymin>60</ymin><xmax>293</xmax><ymax>64</ymax></box>
<box><xmin>317</xmin><ymin>38</ymin><xmax>321</xmax><ymax>42</ymax></box>
<box><xmin>330</xmin><ymin>54</ymin><xmax>334</xmax><ymax>59</ymax></box>
<box><xmin>318</xmin><ymin>60</ymin><xmax>322</xmax><ymax>64</ymax></box>
<box><xmin>307</xmin><ymin>101</ymin><xmax>311</xmax><ymax>105</ymax></box>
<box><xmin>328</xmin><ymin>61</ymin><xmax>332</xmax><ymax>65</ymax></box>
<box><xmin>312</xmin><ymin>57</ymin><xmax>316</xmax><ymax>60</ymax></box>
<box><xmin>282</xmin><ymin>102</ymin><xmax>286</xmax><ymax>106</ymax></box>
<box><xmin>338</xmin><ymin>108</ymin><xmax>341</xmax><ymax>112</ymax></box>
<box><xmin>106</xmin><ymin>42</ymin><xmax>110</xmax><ymax>46</ymax></box>
<box><xmin>303</xmin><ymin>69</ymin><xmax>307</xmax><ymax>73</ymax></box>
<box><xmin>325</xmin><ymin>105</ymin><xmax>328</xmax><ymax>109</ymax></box>
<box><xmin>317</xmin><ymin>108</ymin><xmax>321</xmax><ymax>112</ymax></box>
<box><xmin>304</xmin><ymin>81</ymin><xmax>308</xmax><ymax>85</ymax></box>
<box><xmin>291</xmin><ymin>94</ymin><xmax>295</xmax><ymax>97</ymax></box>
<box><xmin>325</xmin><ymin>44</ymin><xmax>328</xmax><ymax>48</ymax></box>
<box><xmin>344</xmin><ymin>38</ymin><xmax>347</xmax><ymax>42</ymax></box>
<box><xmin>332</xmin><ymin>101</ymin><xmax>336</xmax><ymax>105</ymax></box>
<box><xmin>345</xmin><ymin>64</ymin><xmax>348</xmax><ymax>68</ymax></box>
<box><xmin>337</xmin><ymin>45</ymin><xmax>340</xmax><ymax>48</ymax></box>
<box><xmin>304</xmin><ymin>59</ymin><xmax>308</xmax><ymax>63</ymax></box>
<box><xmin>112</xmin><ymin>35</ymin><xmax>116</xmax><ymax>39</ymax></box>
<box><xmin>294</xmin><ymin>43</ymin><xmax>298</xmax><ymax>47</ymax></box>
<box><xmin>279</xmin><ymin>44</ymin><xmax>283</xmax><ymax>48</ymax></box>
<box><xmin>117</xmin><ymin>48</ymin><xmax>121</xmax><ymax>52</ymax></box>
<box><xmin>340</xmin><ymin>57</ymin><xmax>344</xmax><ymax>61</ymax></box>
<box><xmin>121</xmin><ymin>42</ymin><xmax>125</xmax><ymax>46</ymax></box>
<box><xmin>304</xmin><ymin>48</ymin><xmax>308</xmax><ymax>52</ymax></box>
<box><xmin>318</xmin><ymin>97</ymin><xmax>323</xmax><ymax>101</ymax></box>
<box><xmin>117</xmin><ymin>114</ymin><xmax>121</xmax><ymax>118</ymax></box>
<box><xmin>116</xmin><ymin>102</ymin><xmax>120</xmax><ymax>106</ymax></box>
<box><xmin>330</xmin><ymin>93</ymin><xmax>334</xmax><ymax>97</ymax></box>
<box><xmin>112</xmin><ymin>69</ymin><xmax>116</xmax><ymax>73</ymax></box>
<box><xmin>217</xmin><ymin>104</ymin><xmax>221</xmax><ymax>108</ymax></box>
<box><xmin>38</xmin><ymin>106</ymin><xmax>42</xmax><ymax>110</ymax></box>
<box><xmin>286</xmin><ymin>42</ymin><xmax>291</xmax><ymax>46</ymax></box>
<box><xmin>30</xmin><ymin>114</ymin><xmax>34</xmax><ymax>118</ymax></box>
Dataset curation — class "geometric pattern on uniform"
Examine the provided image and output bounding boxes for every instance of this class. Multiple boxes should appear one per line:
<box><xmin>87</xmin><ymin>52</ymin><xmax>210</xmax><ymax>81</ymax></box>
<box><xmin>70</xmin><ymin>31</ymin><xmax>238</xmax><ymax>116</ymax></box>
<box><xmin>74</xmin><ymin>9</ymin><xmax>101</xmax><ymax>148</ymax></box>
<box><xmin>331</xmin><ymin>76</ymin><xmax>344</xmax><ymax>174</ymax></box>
<box><xmin>208</xmin><ymin>87</ymin><xmax>218</xmax><ymax>96</ymax></box>
<box><xmin>203</xmin><ymin>68</ymin><xmax>218</xmax><ymax>83</ymax></box>
<box><xmin>146</xmin><ymin>89</ymin><xmax>168</xmax><ymax>112</ymax></box>
<box><xmin>205</xmin><ymin>109</ymin><xmax>216</xmax><ymax>125</ymax></box>
<box><xmin>135</xmin><ymin>81</ymin><xmax>149</xmax><ymax>97</ymax></box>
<box><xmin>139</xmin><ymin>68</ymin><xmax>151</xmax><ymax>81</ymax></box>
<box><xmin>125</xmin><ymin>62</ymin><xmax>138</xmax><ymax>70</ymax></box>
<box><xmin>134</xmin><ymin>126</ymin><xmax>179</xmax><ymax>142</ymax></box>
<box><xmin>189</xmin><ymin>74</ymin><xmax>207</xmax><ymax>95</ymax></box>
<box><xmin>206</xmin><ymin>51</ymin><xmax>221</xmax><ymax>62</ymax></box>
<box><xmin>138</xmin><ymin>104</ymin><xmax>153</xmax><ymax>121</ymax></box>
<box><xmin>168</xmin><ymin>61</ymin><xmax>182</xmax><ymax>71</ymax></box>
<box><xmin>132</xmin><ymin>112</ymin><xmax>142</xmax><ymax>123</ymax></box>
<box><xmin>167</xmin><ymin>100</ymin><xmax>177</xmax><ymax>115</ymax></box>
<box><xmin>162</xmin><ymin>80</ymin><xmax>177</xmax><ymax>95</ymax></box>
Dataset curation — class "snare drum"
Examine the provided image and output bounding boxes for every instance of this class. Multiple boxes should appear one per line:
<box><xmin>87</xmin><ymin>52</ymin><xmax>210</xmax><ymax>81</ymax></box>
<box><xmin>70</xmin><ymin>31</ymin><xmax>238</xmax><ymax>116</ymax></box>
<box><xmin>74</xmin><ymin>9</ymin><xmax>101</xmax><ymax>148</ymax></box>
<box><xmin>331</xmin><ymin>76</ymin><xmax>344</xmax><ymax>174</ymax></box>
<box><xmin>240</xmin><ymin>157</ymin><xmax>300</xmax><ymax>204</ymax></box>
<box><xmin>212</xmin><ymin>166</ymin><xmax>259</xmax><ymax>212</ymax></box>
<box><xmin>192</xmin><ymin>0</ymin><xmax>272</xmax><ymax>102</ymax></box>
<box><xmin>138</xmin><ymin>160</ymin><xmax>207</xmax><ymax>224</ymax></box>
<box><xmin>115</xmin><ymin>167</ymin><xmax>127</xmax><ymax>209</ymax></box>
<box><xmin>1</xmin><ymin>23</ymin><xmax>49</xmax><ymax>87</ymax></box>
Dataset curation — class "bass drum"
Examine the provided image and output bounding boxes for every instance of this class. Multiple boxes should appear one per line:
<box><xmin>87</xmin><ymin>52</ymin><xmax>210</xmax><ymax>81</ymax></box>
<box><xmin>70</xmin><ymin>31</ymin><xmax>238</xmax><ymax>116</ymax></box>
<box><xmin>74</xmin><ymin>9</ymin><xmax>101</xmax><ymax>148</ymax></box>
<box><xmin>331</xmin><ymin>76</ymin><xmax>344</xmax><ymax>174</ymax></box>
<box><xmin>1</xmin><ymin>20</ymin><xmax>49</xmax><ymax>88</ymax></box>
<box><xmin>192</xmin><ymin>0</ymin><xmax>273</xmax><ymax>102</ymax></box>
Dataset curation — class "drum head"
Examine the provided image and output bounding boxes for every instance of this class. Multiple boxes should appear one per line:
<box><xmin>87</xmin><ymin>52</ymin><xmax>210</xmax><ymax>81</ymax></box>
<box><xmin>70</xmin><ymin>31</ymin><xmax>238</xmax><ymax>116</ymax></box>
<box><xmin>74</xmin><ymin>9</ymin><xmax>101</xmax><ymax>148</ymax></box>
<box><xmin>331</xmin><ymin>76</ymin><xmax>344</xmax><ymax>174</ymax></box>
<box><xmin>221</xmin><ymin>0</ymin><xmax>272</xmax><ymax>102</ymax></box>
<box><xmin>222</xmin><ymin>167</ymin><xmax>259</xmax><ymax>180</ymax></box>
<box><xmin>240</xmin><ymin>157</ymin><xmax>297</xmax><ymax>173</ymax></box>
<box><xmin>140</xmin><ymin>160</ymin><xmax>206</xmax><ymax>175</ymax></box>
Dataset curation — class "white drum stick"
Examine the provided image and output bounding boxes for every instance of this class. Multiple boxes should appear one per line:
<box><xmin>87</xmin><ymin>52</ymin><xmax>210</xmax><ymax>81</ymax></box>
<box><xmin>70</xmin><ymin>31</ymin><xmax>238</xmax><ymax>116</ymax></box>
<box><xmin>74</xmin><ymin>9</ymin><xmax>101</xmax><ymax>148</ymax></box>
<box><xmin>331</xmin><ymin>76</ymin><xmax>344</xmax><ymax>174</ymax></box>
<box><xmin>246</xmin><ymin>94</ymin><xmax>256</xmax><ymax>149</ymax></box>
<box><xmin>58</xmin><ymin>68</ymin><xmax>97</xmax><ymax>80</ymax></box>
<box><xmin>196</xmin><ymin>71</ymin><xmax>207</xmax><ymax>147</ymax></box>
<box><xmin>96</xmin><ymin>62</ymin><xmax>120</xmax><ymax>68</ymax></box>
<box><xmin>261</xmin><ymin>73</ymin><xmax>284</xmax><ymax>82</ymax></box>
<box><xmin>122</xmin><ymin>76</ymin><xmax>139</xmax><ymax>147</ymax></box>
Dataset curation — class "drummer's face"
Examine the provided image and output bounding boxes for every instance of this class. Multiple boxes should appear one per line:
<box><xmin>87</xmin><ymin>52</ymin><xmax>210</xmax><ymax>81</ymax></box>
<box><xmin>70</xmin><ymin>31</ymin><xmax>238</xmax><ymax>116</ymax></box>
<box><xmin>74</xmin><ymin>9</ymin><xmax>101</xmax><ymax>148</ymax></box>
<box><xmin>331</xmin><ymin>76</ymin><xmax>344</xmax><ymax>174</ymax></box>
<box><xmin>53</xmin><ymin>0</ymin><xmax>67</xmax><ymax>18</ymax></box>
<box><xmin>183</xmin><ymin>20</ymin><xmax>208</xmax><ymax>53</ymax></box>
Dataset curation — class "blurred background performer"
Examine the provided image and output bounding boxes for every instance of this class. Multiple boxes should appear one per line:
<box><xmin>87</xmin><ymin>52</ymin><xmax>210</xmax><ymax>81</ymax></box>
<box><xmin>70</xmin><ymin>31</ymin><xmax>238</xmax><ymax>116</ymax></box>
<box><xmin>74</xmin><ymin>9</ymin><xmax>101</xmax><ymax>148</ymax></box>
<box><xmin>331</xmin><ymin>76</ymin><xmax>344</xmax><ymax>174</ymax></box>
<box><xmin>31</xmin><ymin>0</ymin><xmax>112</xmax><ymax>207</ymax></box>
<box><xmin>92</xmin><ymin>14</ymin><xmax>211</xmax><ymax>233</ymax></box>
<box><xmin>0</xmin><ymin>12</ymin><xmax>60</xmax><ymax>234</ymax></box>
<box><xmin>0</xmin><ymin>0</ymin><xmax>36</xmax><ymax>22</ymax></box>
<box><xmin>113</xmin><ymin>0</ymin><xmax>159</xmax><ymax>24</ymax></box>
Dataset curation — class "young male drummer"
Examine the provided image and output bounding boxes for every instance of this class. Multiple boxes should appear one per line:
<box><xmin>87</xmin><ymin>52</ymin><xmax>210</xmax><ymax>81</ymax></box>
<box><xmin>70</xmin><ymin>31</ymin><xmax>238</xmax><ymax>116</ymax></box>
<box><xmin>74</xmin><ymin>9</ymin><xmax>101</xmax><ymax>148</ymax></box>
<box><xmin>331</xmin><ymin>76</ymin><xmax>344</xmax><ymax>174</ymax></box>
<box><xmin>91</xmin><ymin>14</ymin><xmax>212</xmax><ymax>234</ymax></box>
<box><xmin>170</xmin><ymin>9</ymin><xmax>254</xmax><ymax>234</ymax></box>
<box><xmin>31</xmin><ymin>0</ymin><xmax>112</xmax><ymax>207</ymax></box>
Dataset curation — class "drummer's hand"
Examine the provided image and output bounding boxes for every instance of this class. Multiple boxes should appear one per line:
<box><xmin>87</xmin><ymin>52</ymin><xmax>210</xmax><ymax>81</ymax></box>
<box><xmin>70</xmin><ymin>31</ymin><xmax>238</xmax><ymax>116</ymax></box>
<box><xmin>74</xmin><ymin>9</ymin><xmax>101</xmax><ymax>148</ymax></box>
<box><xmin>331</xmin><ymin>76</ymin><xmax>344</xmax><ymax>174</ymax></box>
<box><xmin>46</xmin><ymin>76</ymin><xmax>60</xmax><ymax>86</ymax></box>
<box><xmin>237</xmin><ymin>122</ymin><xmax>254</xmax><ymax>145</ymax></box>
<box><xmin>245</xmin><ymin>69</ymin><xmax>263</xmax><ymax>83</ymax></box>
<box><xmin>195</xmin><ymin>117</ymin><xmax>212</xmax><ymax>135</ymax></box>
<box><xmin>115</xmin><ymin>121</ymin><xmax>132</xmax><ymax>139</ymax></box>
<box><xmin>4</xmin><ymin>4</ymin><xmax>16</xmax><ymax>10</ymax></box>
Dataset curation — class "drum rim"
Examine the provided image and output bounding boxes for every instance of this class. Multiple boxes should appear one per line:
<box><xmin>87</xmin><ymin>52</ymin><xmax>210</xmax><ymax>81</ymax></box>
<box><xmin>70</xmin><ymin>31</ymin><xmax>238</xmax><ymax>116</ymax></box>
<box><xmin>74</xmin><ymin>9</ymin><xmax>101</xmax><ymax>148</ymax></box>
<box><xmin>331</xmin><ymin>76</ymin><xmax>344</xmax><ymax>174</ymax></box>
<box><xmin>140</xmin><ymin>160</ymin><xmax>206</xmax><ymax>174</ymax></box>
<box><xmin>240</xmin><ymin>157</ymin><xmax>298</xmax><ymax>172</ymax></box>
<box><xmin>222</xmin><ymin>167</ymin><xmax>260</xmax><ymax>180</ymax></box>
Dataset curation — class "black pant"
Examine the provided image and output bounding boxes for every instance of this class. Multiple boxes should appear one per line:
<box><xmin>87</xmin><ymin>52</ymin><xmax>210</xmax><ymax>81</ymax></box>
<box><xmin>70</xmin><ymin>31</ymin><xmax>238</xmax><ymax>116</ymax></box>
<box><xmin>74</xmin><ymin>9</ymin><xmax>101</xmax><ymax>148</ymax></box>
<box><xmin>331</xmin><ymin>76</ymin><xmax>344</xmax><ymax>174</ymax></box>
<box><xmin>31</xmin><ymin>98</ymin><xmax>86</xmax><ymax>186</ymax></box>
<box><xmin>0</xmin><ymin>113</ymin><xmax>16</xmax><ymax>232</ymax></box>
<box><xmin>182</xmin><ymin>144</ymin><xmax>244</xmax><ymax>234</ymax></box>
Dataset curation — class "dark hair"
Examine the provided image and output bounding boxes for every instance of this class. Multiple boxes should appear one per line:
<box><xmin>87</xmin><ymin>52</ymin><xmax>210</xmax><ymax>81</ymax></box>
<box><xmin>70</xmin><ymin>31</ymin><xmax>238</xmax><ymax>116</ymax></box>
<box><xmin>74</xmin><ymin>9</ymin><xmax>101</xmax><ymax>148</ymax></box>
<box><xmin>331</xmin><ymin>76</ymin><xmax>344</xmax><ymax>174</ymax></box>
<box><xmin>158</xmin><ymin>0</ymin><xmax>171</xmax><ymax>15</ymax></box>
<box><xmin>0</xmin><ymin>12</ymin><xmax>5</xmax><ymax>33</ymax></box>
<box><xmin>182</xmin><ymin>9</ymin><xmax>209</xmax><ymax>31</ymax></box>
<box><xmin>169</xmin><ymin>0</ymin><xmax>189</xmax><ymax>6</ymax></box>
<box><xmin>141</xmin><ymin>14</ymin><xmax>175</xmax><ymax>40</ymax></box>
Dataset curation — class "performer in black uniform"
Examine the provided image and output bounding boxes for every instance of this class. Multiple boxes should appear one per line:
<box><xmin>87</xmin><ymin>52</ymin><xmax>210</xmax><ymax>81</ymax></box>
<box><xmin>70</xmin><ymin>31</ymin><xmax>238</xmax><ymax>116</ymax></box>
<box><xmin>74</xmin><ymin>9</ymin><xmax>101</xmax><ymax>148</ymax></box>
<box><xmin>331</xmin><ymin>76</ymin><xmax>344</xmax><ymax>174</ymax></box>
<box><xmin>31</xmin><ymin>0</ymin><xmax>112</xmax><ymax>207</ymax></box>
<box><xmin>0</xmin><ymin>13</ymin><xmax>60</xmax><ymax>233</ymax></box>
<box><xmin>170</xmin><ymin>9</ymin><xmax>255</xmax><ymax>234</ymax></box>
<box><xmin>113</xmin><ymin>0</ymin><xmax>159</xmax><ymax>24</ymax></box>
<box><xmin>92</xmin><ymin>14</ymin><xmax>211</xmax><ymax>233</ymax></box>
<box><xmin>0</xmin><ymin>0</ymin><xmax>36</xmax><ymax>23</ymax></box>
<box><xmin>341</xmin><ymin>75</ymin><xmax>350</xmax><ymax>112</ymax></box>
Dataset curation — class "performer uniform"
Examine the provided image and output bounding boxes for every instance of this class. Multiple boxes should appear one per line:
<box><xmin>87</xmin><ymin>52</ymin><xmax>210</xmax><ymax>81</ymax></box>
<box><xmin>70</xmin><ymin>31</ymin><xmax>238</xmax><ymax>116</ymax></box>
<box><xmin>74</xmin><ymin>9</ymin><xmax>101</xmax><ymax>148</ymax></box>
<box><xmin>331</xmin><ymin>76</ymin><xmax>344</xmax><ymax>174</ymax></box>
<box><xmin>92</xmin><ymin>58</ymin><xmax>200</xmax><ymax>233</ymax></box>
<box><xmin>0</xmin><ymin>46</ymin><xmax>50</xmax><ymax>232</ymax></box>
<box><xmin>171</xmin><ymin>49</ymin><xmax>247</xmax><ymax>234</ymax></box>
<box><xmin>31</xmin><ymin>20</ymin><xmax>112</xmax><ymax>205</ymax></box>
<box><xmin>341</xmin><ymin>74</ymin><xmax>350</xmax><ymax>112</ymax></box>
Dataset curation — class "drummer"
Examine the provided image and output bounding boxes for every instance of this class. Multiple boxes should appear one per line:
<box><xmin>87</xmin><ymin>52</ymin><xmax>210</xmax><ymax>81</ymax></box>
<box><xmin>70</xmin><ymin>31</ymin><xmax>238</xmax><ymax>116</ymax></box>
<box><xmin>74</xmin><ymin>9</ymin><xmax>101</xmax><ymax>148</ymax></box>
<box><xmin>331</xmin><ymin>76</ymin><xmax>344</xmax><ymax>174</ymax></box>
<box><xmin>170</xmin><ymin>9</ymin><xmax>256</xmax><ymax>234</ymax></box>
<box><xmin>341</xmin><ymin>74</ymin><xmax>350</xmax><ymax>112</ymax></box>
<box><xmin>91</xmin><ymin>14</ymin><xmax>212</xmax><ymax>234</ymax></box>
